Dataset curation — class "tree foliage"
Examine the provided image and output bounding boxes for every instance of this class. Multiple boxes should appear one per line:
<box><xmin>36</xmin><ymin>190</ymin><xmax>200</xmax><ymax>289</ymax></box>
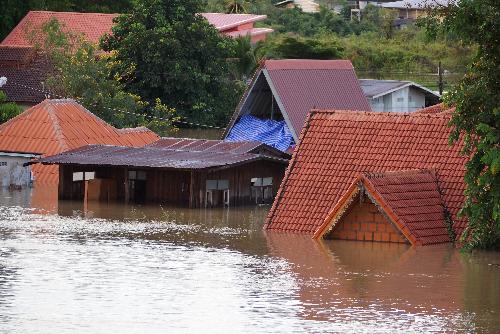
<box><xmin>101</xmin><ymin>0</ymin><xmax>244</xmax><ymax>127</ymax></box>
<box><xmin>424</xmin><ymin>0</ymin><xmax>499</xmax><ymax>249</ymax></box>
<box><xmin>34</xmin><ymin>19</ymin><xmax>176</xmax><ymax>135</ymax></box>
<box><xmin>0</xmin><ymin>89</ymin><xmax>22</xmax><ymax>124</ymax></box>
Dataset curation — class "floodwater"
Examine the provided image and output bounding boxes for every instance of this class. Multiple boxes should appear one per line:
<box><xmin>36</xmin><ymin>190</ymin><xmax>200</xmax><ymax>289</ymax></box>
<box><xmin>0</xmin><ymin>187</ymin><xmax>499</xmax><ymax>333</ymax></box>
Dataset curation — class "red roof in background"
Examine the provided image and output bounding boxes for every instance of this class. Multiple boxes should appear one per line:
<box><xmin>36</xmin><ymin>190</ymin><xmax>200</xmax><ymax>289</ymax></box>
<box><xmin>263</xmin><ymin>59</ymin><xmax>371</xmax><ymax>139</ymax></box>
<box><xmin>200</xmin><ymin>13</ymin><xmax>267</xmax><ymax>31</ymax></box>
<box><xmin>1</xmin><ymin>11</ymin><xmax>270</xmax><ymax>47</ymax></box>
<box><xmin>314</xmin><ymin>169</ymin><xmax>450</xmax><ymax>245</ymax></box>
<box><xmin>0</xmin><ymin>99</ymin><xmax>159</xmax><ymax>183</ymax></box>
<box><xmin>266</xmin><ymin>108</ymin><xmax>467</xmax><ymax>238</ymax></box>
<box><xmin>1</xmin><ymin>11</ymin><xmax>118</xmax><ymax>46</ymax></box>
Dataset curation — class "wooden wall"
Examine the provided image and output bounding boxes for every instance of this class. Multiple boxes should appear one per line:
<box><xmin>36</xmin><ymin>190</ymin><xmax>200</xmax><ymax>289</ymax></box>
<box><xmin>58</xmin><ymin>160</ymin><xmax>286</xmax><ymax>208</ymax></box>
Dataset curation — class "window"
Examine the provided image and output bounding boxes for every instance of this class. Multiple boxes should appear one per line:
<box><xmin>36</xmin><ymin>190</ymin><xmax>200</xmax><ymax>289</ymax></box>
<box><xmin>206</xmin><ymin>179</ymin><xmax>229</xmax><ymax>190</ymax></box>
<box><xmin>0</xmin><ymin>161</ymin><xmax>7</xmax><ymax>167</ymax></box>
<box><xmin>72</xmin><ymin>171</ymin><xmax>95</xmax><ymax>182</ymax></box>
<box><xmin>396</xmin><ymin>97</ymin><xmax>404</xmax><ymax>102</ymax></box>
<box><xmin>251</xmin><ymin>177</ymin><xmax>274</xmax><ymax>204</ymax></box>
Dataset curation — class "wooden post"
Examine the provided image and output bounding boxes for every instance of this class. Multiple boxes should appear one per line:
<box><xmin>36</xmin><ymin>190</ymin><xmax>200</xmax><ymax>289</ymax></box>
<box><xmin>189</xmin><ymin>170</ymin><xmax>195</xmax><ymax>208</ymax></box>
<box><xmin>83</xmin><ymin>180</ymin><xmax>89</xmax><ymax>213</ymax></box>
<box><xmin>124</xmin><ymin>167</ymin><xmax>129</xmax><ymax>204</ymax></box>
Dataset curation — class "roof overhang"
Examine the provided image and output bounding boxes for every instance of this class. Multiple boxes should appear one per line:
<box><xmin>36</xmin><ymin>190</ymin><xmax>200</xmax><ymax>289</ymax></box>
<box><xmin>370</xmin><ymin>82</ymin><xmax>441</xmax><ymax>99</ymax></box>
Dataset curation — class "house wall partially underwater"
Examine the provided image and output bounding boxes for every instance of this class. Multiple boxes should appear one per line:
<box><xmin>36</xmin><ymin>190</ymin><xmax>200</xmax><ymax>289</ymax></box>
<box><xmin>0</xmin><ymin>154</ymin><xmax>34</xmax><ymax>188</ymax></box>
<box><xmin>58</xmin><ymin>161</ymin><xmax>286</xmax><ymax>208</ymax></box>
<box><xmin>326</xmin><ymin>195</ymin><xmax>408</xmax><ymax>244</ymax></box>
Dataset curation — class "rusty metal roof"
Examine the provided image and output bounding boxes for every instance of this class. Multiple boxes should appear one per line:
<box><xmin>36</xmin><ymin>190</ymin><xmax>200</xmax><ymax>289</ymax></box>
<box><xmin>38</xmin><ymin>144</ymin><xmax>289</xmax><ymax>170</ymax></box>
<box><xmin>148</xmin><ymin>137</ymin><xmax>290</xmax><ymax>158</ymax></box>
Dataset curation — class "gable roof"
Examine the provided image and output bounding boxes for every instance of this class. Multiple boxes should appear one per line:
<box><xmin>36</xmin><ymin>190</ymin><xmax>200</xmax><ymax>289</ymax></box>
<box><xmin>265</xmin><ymin>108</ymin><xmax>467</xmax><ymax>238</ymax></box>
<box><xmin>0</xmin><ymin>99</ymin><xmax>159</xmax><ymax>183</ymax></box>
<box><xmin>359</xmin><ymin>79</ymin><xmax>440</xmax><ymax>99</ymax></box>
<box><xmin>380</xmin><ymin>0</ymin><xmax>454</xmax><ymax>10</ymax></box>
<box><xmin>314</xmin><ymin>169</ymin><xmax>450</xmax><ymax>245</ymax></box>
<box><xmin>37</xmin><ymin>143</ymin><xmax>289</xmax><ymax>171</ymax></box>
<box><xmin>1</xmin><ymin>11</ymin><xmax>270</xmax><ymax>47</ymax></box>
<box><xmin>148</xmin><ymin>137</ymin><xmax>290</xmax><ymax>159</ymax></box>
<box><xmin>224</xmin><ymin>59</ymin><xmax>371</xmax><ymax>142</ymax></box>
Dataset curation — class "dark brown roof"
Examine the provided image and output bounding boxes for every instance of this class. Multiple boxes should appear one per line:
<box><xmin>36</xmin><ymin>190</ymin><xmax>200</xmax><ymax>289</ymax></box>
<box><xmin>38</xmin><ymin>144</ymin><xmax>289</xmax><ymax>170</ymax></box>
<box><xmin>315</xmin><ymin>169</ymin><xmax>450</xmax><ymax>245</ymax></box>
<box><xmin>266</xmin><ymin>108</ymin><xmax>467</xmax><ymax>238</ymax></box>
<box><xmin>224</xmin><ymin>59</ymin><xmax>371</xmax><ymax>141</ymax></box>
<box><xmin>0</xmin><ymin>46</ymin><xmax>49</xmax><ymax>103</ymax></box>
<box><xmin>148</xmin><ymin>137</ymin><xmax>290</xmax><ymax>158</ymax></box>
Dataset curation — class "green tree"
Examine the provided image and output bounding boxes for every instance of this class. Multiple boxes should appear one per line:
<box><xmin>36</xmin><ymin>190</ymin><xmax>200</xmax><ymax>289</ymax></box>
<box><xmin>256</xmin><ymin>33</ymin><xmax>344</xmax><ymax>60</ymax></box>
<box><xmin>34</xmin><ymin>18</ymin><xmax>176</xmax><ymax>135</ymax></box>
<box><xmin>101</xmin><ymin>0</ymin><xmax>243</xmax><ymax>127</ymax></box>
<box><xmin>0</xmin><ymin>89</ymin><xmax>22</xmax><ymax>124</ymax></box>
<box><xmin>425</xmin><ymin>0</ymin><xmax>499</xmax><ymax>249</ymax></box>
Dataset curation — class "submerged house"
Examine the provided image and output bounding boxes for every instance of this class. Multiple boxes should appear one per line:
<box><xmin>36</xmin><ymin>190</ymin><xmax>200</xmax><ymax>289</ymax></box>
<box><xmin>223</xmin><ymin>59</ymin><xmax>371</xmax><ymax>152</ymax></box>
<box><xmin>359</xmin><ymin>79</ymin><xmax>440</xmax><ymax>112</ymax></box>
<box><xmin>266</xmin><ymin>105</ymin><xmax>468</xmax><ymax>245</ymax></box>
<box><xmin>0</xmin><ymin>150</ymin><xmax>39</xmax><ymax>188</ymax></box>
<box><xmin>0</xmin><ymin>99</ymin><xmax>159</xmax><ymax>184</ymax></box>
<box><xmin>35</xmin><ymin>138</ymin><xmax>289</xmax><ymax>207</ymax></box>
<box><xmin>0</xmin><ymin>11</ymin><xmax>273</xmax><ymax>107</ymax></box>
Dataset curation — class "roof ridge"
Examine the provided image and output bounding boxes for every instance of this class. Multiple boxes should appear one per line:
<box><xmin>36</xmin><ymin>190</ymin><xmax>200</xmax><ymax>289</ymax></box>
<box><xmin>45</xmin><ymin>100</ymin><xmax>70</xmax><ymax>152</ymax></box>
<box><xmin>27</xmin><ymin>10</ymin><xmax>119</xmax><ymax>16</ymax></box>
<box><xmin>310</xmin><ymin>109</ymin><xmax>452</xmax><ymax>118</ymax></box>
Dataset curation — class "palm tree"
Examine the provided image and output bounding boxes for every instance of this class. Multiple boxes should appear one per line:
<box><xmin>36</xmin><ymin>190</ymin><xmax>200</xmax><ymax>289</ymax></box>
<box><xmin>225</xmin><ymin>0</ymin><xmax>249</xmax><ymax>14</ymax></box>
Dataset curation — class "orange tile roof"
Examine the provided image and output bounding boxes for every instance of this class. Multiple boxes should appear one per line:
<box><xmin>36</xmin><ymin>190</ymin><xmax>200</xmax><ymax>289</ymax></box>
<box><xmin>266</xmin><ymin>108</ymin><xmax>468</xmax><ymax>239</ymax></box>
<box><xmin>314</xmin><ymin>169</ymin><xmax>451</xmax><ymax>245</ymax></box>
<box><xmin>0</xmin><ymin>99</ymin><xmax>159</xmax><ymax>183</ymax></box>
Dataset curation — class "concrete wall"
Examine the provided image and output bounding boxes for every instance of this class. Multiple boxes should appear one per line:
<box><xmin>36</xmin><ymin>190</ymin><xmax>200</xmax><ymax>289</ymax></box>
<box><xmin>0</xmin><ymin>155</ymin><xmax>32</xmax><ymax>188</ymax></box>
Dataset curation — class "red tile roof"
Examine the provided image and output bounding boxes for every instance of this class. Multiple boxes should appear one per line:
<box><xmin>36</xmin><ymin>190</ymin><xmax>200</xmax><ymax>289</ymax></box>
<box><xmin>0</xmin><ymin>99</ymin><xmax>159</xmax><ymax>183</ymax></box>
<box><xmin>1</xmin><ymin>11</ymin><xmax>271</xmax><ymax>47</ymax></box>
<box><xmin>266</xmin><ymin>108</ymin><xmax>467</xmax><ymax>238</ymax></box>
<box><xmin>314</xmin><ymin>169</ymin><xmax>450</xmax><ymax>245</ymax></box>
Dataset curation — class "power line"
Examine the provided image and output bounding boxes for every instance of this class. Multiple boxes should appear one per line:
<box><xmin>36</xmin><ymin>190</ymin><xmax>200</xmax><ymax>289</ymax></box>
<box><xmin>7</xmin><ymin>80</ymin><xmax>225</xmax><ymax>130</ymax></box>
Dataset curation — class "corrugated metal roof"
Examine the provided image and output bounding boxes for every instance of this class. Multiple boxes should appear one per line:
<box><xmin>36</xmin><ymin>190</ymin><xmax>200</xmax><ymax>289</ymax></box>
<box><xmin>0</xmin><ymin>99</ymin><xmax>159</xmax><ymax>183</ymax></box>
<box><xmin>264</xmin><ymin>59</ymin><xmax>371</xmax><ymax>139</ymax></box>
<box><xmin>201</xmin><ymin>13</ymin><xmax>267</xmax><ymax>31</ymax></box>
<box><xmin>148</xmin><ymin>137</ymin><xmax>290</xmax><ymax>158</ymax></box>
<box><xmin>359</xmin><ymin>79</ymin><xmax>439</xmax><ymax>99</ymax></box>
<box><xmin>38</xmin><ymin>144</ymin><xmax>289</xmax><ymax>170</ymax></box>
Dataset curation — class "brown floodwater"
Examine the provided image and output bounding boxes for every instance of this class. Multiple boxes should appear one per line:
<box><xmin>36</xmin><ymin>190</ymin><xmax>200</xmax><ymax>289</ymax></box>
<box><xmin>0</xmin><ymin>187</ymin><xmax>499</xmax><ymax>333</ymax></box>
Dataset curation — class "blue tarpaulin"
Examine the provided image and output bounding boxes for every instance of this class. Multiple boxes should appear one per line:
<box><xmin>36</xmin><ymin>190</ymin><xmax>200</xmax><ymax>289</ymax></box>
<box><xmin>225</xmin><ymin>115</ymin><xmax>295</xmax><ymax>152</ymax></box>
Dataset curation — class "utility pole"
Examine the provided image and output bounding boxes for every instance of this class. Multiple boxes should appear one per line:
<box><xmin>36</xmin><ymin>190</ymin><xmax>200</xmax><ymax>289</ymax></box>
<box><xmin>438</xmin><ymin>61</ymin><xmax>444</xmax><ymax>95</ymax></box>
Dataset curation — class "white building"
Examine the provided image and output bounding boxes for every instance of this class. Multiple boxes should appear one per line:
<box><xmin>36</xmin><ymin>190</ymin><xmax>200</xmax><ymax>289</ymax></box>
<box><xmin>359</xmin><ymin>79</ymin><xmax>440</xmax><ymax>112</ymax></box>
<box><xmin>0</xmin><ymin>151</ymin><xmax>39</xmax><ymax>188</ymax></box>
<box><xmin>275</xmin><ymin>0</ymin><xmax>320</xmax><ymax>13</ymax></box>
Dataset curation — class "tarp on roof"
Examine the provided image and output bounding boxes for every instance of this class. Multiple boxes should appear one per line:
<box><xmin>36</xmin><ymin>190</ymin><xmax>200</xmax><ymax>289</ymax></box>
<box><xmin>225</xmin><ymin>115</ymin><xmax>294</xmax><ymax>152</ymax></box>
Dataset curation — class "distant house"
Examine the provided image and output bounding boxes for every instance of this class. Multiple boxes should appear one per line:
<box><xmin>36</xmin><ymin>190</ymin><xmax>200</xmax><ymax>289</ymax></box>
<box><xmin>275</xmin><ymin>0</ymin><xmax>320</xmax><ymax>13</ymax></box>
<box><xmin>0</xmin><ymin>11</ymin><xmax>273</xmax><ymax>106</ymax></box>
<box><xmin>0</xmin><ymin>99</ymin><xmax>159</xmax><ymax>184</ymax></box>
<box><xmin>379</xmin><ymin>0</ymin><xmax>454</xmax><ymax>27</ymax></box>
<box><xmin>35</xmin><ymin>138</ymin><xmax>289</xmax><ymax>207</ymax></box>
<box><xmin>359</xmin><ymin>79</ymin><xmax>440</xmax><ymax>112</ymax></box>
<box><xmin>266</xmin><ymin>105</ymin><xmax>468</xmax><ymax>245</ymax></box>
<box><xmin>0</xmin><ymin>151</ymin><xmax>39</xmax><ymax>188</ymax></box>
<box><xmin>223</xmin><ymin>59</ymin><xmax>371</xmax><ymax>152</ymax></box>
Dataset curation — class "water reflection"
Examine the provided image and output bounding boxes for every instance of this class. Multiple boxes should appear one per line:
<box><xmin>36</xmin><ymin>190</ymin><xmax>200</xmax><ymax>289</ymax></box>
<box><xmin>0</xmin><ymin>188</ymin><xmax>499</xmax><ymax>333</ymax></box>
